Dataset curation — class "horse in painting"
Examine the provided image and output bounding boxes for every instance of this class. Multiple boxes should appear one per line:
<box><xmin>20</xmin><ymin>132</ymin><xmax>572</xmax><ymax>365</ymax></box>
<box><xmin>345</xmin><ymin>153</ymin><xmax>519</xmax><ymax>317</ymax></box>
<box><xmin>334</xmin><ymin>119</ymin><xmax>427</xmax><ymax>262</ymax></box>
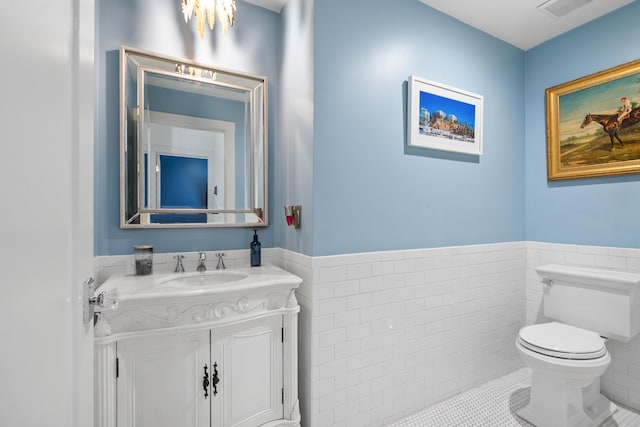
<box><xmin>580</xmin><ymin>107</ymin><xmax>640</xmax><ymax>151</ymax></box>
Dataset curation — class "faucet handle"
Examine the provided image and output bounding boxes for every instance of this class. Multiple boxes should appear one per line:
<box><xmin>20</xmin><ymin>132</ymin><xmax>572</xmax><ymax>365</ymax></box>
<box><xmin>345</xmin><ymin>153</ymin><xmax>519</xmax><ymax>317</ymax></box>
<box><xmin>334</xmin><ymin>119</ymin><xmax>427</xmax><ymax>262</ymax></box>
<box><xmin>174</xmin><ymin>254</ymin><xmax>186</xmax><ymax>273</ymax></box>
<box><xmin>197</xmin><ymin>252</ymin><xmax>207</xmax><ymax>272</ymax></box>
<box><xmin>215</xmin><ymin>252</ymin><xmax>227</xmax><ymax>270</ymax></box>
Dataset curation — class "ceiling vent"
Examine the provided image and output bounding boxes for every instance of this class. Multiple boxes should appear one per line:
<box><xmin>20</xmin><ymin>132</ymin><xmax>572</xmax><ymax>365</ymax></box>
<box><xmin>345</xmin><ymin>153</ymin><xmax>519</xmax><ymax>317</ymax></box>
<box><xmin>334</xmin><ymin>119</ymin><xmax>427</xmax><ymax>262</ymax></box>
<box><xmin>537</xmin><ymin>0</ymin><xmax>594</xmax><ymax>18</ymax></box>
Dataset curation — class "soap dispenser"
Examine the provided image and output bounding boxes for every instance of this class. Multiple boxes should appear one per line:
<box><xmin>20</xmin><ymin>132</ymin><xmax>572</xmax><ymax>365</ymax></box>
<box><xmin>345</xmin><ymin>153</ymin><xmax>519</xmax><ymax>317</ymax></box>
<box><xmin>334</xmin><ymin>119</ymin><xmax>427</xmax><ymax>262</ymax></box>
<box><xmin>250</xmin><ymin>229</ymin><xmax>261</xmax><ymax>267</ymax></box>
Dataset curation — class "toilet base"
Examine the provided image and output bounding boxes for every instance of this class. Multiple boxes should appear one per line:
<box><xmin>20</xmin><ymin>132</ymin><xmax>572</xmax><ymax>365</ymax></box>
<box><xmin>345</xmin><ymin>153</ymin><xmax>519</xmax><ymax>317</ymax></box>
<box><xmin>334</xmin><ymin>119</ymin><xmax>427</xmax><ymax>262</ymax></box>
<box><xmin>517</xmin><ymin>374</ymin><xmax>618</xmax><ymax>427</ymax></box>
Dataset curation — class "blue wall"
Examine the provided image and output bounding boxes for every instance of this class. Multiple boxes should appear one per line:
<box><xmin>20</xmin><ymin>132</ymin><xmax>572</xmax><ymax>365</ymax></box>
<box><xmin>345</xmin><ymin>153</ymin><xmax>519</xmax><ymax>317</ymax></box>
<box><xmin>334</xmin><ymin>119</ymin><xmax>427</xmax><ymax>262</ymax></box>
<box><xmin>312</xmin><ymin>0</ymin><xmax>526</xmax><ymax>255</ymax></box>
<box><xmin>96</xmin><ymin>0</ymin><xmax>640</xmax><ymax>257</ymax></box>
<box><xmin>275</xmin><ymin>0</ymin><xmax>315</xmax><ymax>256</ymax></box>
<box><xmin>525</xmin><ymin>2</ymin><xmax>640</xmax><ymax>248</ymax></box>
<box><xmin>95</xmin><ymin>0</ymin><xmax>281</xmax><ymax>255</ymax></box>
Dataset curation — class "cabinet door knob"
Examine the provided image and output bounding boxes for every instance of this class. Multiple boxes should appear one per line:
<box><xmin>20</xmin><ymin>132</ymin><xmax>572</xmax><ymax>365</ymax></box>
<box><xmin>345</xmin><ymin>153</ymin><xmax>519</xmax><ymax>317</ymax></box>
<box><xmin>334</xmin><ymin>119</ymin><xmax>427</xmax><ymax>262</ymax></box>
<box><xmin>212</xmin><ymin>362</ymin><xmax>220</xmax><ymax>396</ymax></box>
<box><xmin>202</xmin><ymin>364</ymin><xmax>210</xmax><ymax>399</ymax></box>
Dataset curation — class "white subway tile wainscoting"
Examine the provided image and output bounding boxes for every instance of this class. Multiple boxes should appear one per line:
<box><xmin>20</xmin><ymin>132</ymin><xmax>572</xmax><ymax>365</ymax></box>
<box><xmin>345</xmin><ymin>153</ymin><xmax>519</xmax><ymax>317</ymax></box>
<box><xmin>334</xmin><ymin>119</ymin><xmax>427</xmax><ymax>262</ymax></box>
<box><xmin>278</xmin><ymin>242</ymin><xmax>527</xmax><ymax>427</ymax></box>
<box><xmin>95</xmin><ymin>242</ymin><xmax>640</xmax><ymax>427</ymax></box>
<box><xmin>278</xmin><ymin>242</ymin><xmax>640</xmax><ymax>426</ymax></box>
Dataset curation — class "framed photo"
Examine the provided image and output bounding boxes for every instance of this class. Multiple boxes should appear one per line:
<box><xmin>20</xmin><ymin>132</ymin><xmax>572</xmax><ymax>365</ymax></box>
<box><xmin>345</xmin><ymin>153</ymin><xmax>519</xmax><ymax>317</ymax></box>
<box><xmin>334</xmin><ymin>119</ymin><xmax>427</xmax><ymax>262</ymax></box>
<box><xmin>407</xmin><ymin>75</ymin><xmax>483</xmax><ymax>156</ymax></box>
<box><xmin>546</xmin><ymin>59</ymin><xmax>640</xmax><ymax>180</ymax></box>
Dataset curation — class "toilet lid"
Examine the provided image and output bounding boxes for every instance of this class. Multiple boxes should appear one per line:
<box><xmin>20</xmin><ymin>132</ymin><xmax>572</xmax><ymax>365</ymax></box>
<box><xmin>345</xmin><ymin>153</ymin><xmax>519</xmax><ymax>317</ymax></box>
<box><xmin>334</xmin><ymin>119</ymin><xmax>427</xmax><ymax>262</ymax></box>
<box><xmin>518</xmin><ymin>322</ymin><xmax>607</xmax><ymax>360</ymax></box>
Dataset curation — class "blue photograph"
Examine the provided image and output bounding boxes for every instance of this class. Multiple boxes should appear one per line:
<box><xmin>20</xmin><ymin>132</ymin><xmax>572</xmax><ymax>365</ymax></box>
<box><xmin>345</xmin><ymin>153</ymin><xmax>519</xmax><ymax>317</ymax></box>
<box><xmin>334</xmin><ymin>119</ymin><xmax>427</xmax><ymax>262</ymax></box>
<box><xmin>418</xmin><ymin>91</ymin><xmax>476</xmax><ymax>143</ymax></box>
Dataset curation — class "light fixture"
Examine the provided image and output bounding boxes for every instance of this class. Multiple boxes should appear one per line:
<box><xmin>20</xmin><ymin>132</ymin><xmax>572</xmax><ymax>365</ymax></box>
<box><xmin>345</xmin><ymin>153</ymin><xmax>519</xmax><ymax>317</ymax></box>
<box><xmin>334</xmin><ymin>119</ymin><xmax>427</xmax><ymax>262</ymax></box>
<box><xmin>181</xmin><ymin>0</ymin><xmax>236</xmax><ymax>38</ymax></box>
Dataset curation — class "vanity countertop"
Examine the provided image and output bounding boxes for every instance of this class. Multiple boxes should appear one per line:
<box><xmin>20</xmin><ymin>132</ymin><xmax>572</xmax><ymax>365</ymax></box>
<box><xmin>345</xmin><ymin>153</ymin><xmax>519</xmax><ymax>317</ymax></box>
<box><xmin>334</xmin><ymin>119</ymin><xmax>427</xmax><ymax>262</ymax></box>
<box><xmin>94</xmin><ymin>264</ymin><xmax>302</xmax><ymax>337</ymax></box>
<box><xmin>98</xmin><ymin>263</ymin><xmax>302</xmax><ymax>303</ymax></box>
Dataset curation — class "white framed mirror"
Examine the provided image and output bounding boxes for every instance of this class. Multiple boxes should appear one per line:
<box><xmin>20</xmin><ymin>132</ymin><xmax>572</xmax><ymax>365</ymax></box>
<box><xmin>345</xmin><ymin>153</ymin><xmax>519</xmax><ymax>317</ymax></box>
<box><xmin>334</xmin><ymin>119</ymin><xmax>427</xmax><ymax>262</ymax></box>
<box><xmin>120</xmin><ymin>46</ymin><xmax>267</xmax><ymax>228</ymax></box>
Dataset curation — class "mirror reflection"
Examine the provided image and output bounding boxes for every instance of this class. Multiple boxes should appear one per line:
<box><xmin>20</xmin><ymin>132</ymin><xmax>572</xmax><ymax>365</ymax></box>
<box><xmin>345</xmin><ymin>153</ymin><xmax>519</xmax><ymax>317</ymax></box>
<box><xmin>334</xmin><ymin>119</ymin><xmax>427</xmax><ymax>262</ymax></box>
<box><xmin>120</xmin><ymin>46</ymin><xmax>267</xmax><ymax>228</ymax></box>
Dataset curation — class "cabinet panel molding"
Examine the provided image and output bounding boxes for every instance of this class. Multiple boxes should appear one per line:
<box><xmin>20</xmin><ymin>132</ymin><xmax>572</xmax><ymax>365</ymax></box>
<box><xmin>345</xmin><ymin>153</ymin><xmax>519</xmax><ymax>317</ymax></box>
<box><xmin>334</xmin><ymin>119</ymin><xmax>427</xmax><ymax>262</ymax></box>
<box><xmin>213</xmin><ymin>316</ymin><xmax>283</xmax><ymax>426</ymax></box>
<box><xmin>116</xmin><ymin>331</ymin><xmax>211</xmax><ymax>427</ymax></box>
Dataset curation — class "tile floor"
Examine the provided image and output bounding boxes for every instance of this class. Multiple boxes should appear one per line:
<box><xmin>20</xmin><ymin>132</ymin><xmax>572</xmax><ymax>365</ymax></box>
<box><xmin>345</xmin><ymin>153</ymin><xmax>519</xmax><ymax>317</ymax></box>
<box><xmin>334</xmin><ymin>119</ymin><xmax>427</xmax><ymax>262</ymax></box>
<box><xmin>388</xmin><ymin>368</ymin><xmax>640</xmax><ymax>426</ymax></box>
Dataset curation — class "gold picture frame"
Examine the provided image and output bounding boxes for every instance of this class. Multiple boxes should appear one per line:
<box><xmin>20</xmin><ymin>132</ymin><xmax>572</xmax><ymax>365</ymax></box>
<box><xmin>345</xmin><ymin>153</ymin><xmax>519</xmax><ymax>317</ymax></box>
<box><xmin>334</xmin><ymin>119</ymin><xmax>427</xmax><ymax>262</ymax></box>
<box><xmin>546</xmin><ymin>59</ymin><xmax>640</xmax><ymax>180</ymax></box>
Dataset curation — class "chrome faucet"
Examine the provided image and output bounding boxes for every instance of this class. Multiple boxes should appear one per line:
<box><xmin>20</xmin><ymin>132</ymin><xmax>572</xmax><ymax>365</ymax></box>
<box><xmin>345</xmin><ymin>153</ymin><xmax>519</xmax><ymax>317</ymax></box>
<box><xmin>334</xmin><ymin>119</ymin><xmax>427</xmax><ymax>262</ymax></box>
<box><xmin>174</xmin><ymin>254</ymin><xmax>185</xmax><ymax>273</ymax></box>
<box><xmin>215</xmin><ymin>252</ymin><xmax>226</xmax><ymax>270</ymax></box>
<box><xmin>197</xmin><ymin>252</ymin><xmax>207</xmax><ymax>272</ymax></box>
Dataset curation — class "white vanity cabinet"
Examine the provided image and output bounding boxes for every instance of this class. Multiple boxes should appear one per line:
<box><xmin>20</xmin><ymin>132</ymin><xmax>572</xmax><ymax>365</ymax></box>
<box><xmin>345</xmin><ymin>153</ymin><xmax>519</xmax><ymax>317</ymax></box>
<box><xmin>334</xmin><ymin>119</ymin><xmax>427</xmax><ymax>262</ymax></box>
<box><xmin>211</xmin><ymin>315</ymin><xmax>284</xmax><ymax>426</ymax></box>
<box><xmin>116</xmin><ymin>330</ymin><xmax>211</xmax><ymax>427</ymax></box>
<box><xmin>94</xmin><ymin>265</ymin><xmax>301</xmax><ymax>427</ymax></box>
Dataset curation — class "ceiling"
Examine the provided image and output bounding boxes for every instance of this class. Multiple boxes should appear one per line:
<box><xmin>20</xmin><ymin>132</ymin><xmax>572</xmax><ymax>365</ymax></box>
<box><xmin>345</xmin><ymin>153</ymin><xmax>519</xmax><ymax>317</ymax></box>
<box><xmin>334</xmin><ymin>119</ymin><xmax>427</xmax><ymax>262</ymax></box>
<box><xmin>243</xmin><ymin>0</ymin><xmax>286</xmax><ymax>13</ymax></box>
<box><xmin>245</xmin><ymin>0</ymin><xmax>634</xmax><ymax>51</ymax></box>
<box><xmin>419</xmin><ymin>0</ymin><xmax>634</xmax><ymax>50</ymax></box>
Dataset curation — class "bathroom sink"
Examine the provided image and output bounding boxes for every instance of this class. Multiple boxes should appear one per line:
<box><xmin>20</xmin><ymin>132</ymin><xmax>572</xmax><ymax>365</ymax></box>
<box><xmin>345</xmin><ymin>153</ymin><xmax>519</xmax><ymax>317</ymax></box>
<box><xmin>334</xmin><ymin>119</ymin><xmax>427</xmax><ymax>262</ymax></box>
<box><xmin>157</xmin><ymin>271</ymin><xmax>249</xmax><ymax>288</ymax></box>
<box><xmin>94</xmin><ymin>264</ymin><xmax>302</xmax><ymax>335</ymax></box>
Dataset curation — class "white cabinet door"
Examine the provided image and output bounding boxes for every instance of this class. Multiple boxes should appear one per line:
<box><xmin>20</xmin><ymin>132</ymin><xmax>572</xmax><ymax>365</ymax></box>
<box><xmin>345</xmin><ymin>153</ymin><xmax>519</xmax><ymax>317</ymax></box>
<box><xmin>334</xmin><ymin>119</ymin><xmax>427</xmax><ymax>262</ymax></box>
<box><xmin>117</xmin><ymin>330</ymin><xmax>211</xmax><ymax>427</ymax></box>
<box><xmin>212</xmin><ymin>315</ymin><xmax>284</xmax><ymax>427</ymax></box>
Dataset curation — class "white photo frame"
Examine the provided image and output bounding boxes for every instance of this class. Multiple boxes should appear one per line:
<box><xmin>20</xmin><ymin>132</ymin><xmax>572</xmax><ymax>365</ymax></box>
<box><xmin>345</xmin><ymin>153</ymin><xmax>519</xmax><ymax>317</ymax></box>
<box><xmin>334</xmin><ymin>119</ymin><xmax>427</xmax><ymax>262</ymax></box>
<box><xmin>407</xmin><ymin>75</ymin><xmax>483</xmax><ymax>156</ymax></box>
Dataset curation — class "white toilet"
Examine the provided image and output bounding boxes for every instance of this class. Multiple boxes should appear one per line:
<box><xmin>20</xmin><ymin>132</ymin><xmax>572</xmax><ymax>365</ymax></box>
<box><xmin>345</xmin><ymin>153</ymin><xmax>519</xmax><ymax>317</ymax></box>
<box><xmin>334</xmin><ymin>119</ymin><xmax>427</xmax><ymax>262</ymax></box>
<box><xmin>516</xmin><ymin>264</ymin><xmax>640</xmax><ymax>427</ymax></box>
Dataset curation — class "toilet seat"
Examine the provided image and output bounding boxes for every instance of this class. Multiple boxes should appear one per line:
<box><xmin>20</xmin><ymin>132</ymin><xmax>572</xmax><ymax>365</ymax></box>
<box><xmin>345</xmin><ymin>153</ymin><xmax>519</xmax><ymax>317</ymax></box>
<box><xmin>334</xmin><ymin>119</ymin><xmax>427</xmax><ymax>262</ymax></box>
<box><xmin>518</xmin><ymin>322</ymin><xmax>607</xmax><ymax>360</ymax></box>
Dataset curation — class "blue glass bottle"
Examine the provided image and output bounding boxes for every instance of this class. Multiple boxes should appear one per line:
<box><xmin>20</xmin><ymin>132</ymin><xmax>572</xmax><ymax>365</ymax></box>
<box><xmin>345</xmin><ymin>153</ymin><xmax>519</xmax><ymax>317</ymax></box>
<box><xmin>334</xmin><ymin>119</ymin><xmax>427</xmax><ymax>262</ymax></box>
<box><xmin>250</xmin><ymin>230</ymin><xmax>261</xmax><ymax>267</ymax></box>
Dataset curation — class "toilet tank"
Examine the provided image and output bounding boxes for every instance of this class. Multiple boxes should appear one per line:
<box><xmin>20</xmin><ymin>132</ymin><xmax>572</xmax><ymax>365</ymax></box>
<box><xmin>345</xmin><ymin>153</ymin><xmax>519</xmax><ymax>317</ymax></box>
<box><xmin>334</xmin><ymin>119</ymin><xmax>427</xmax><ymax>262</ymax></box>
<box><xmin>536</xmin><ymin>264</ymin><xmax>640</xmax><ymax>342</ymax></box>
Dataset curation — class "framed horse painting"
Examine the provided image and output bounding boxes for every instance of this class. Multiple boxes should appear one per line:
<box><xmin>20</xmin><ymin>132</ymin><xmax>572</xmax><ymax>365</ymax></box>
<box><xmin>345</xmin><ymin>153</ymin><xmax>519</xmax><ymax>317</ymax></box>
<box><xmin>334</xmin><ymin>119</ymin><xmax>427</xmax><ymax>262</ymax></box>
<box><xmin>546</xmin><ymin>58</ymin><xmax>640</xmax><ymax>180</ymax></box>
